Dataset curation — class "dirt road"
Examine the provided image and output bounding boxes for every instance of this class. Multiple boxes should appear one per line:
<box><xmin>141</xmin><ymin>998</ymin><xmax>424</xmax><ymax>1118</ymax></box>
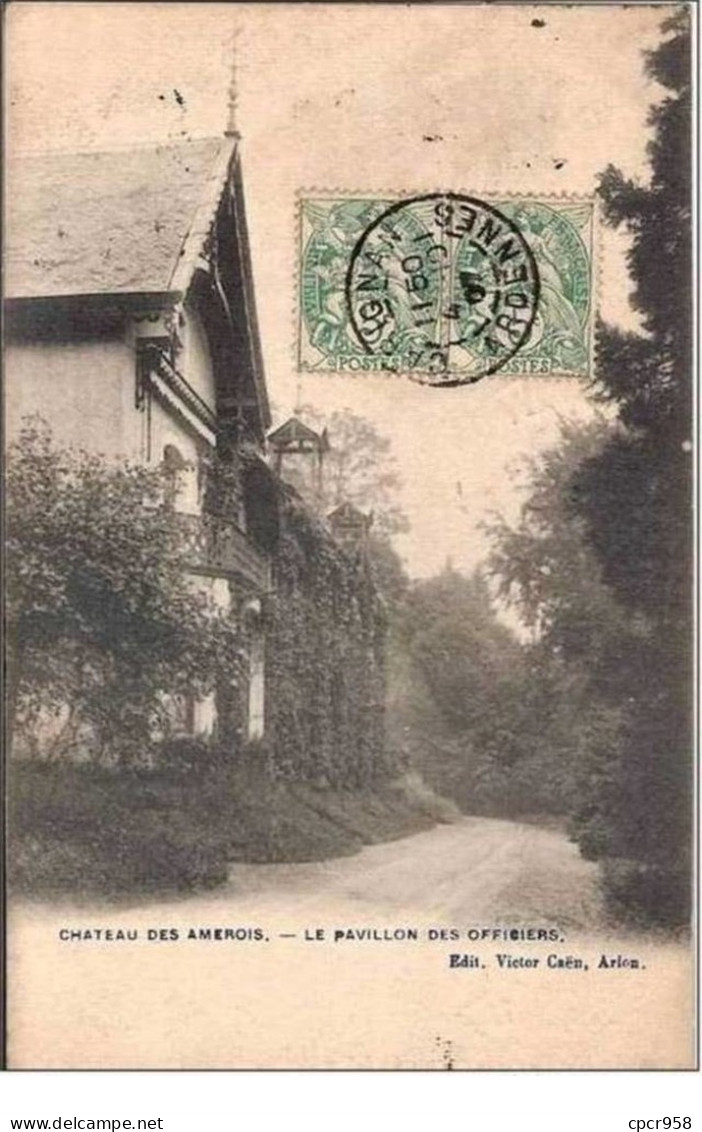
<box><xmin>8</xmin><ymin>817</ymin><xmax>694</xmax><ymax>1069</ymax></box>
<box><xmin>226</xmin><ymin>815</ymin><xmax>608</xmax><ymax>930</ymax></box>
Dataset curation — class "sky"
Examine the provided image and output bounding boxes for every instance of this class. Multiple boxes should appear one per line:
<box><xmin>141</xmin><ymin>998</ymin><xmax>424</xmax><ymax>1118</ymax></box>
<box><xmin>6</xmin><ymin>2</ymin><xmax>668</xmax><ymax>577</ymax></box>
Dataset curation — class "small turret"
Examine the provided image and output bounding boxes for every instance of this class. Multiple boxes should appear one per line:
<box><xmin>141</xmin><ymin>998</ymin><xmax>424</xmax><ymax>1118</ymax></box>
<box><xmin>327</xmin><ymin>501</ymin><xmax>373</xmax><ymax>554</ymax></box>
<box><xmin>267</xmin><ymin>416</ymin><xmax>329</xmax><ymax>502</ymax></box>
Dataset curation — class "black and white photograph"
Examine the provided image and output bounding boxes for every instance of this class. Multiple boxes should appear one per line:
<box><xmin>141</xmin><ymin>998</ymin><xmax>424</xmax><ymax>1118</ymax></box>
<box><xmin>3</xmin><ymin>1</ymin><xmax>696</xmax><ymax>1072</ymax></box>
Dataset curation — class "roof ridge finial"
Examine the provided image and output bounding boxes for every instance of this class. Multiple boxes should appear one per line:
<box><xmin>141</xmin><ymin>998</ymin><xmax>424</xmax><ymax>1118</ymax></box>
<box><xmin>293</xmin><ymin>379</ymin><xmax>303</xmax><ymax>417</ymax></box>
<box><xmin>225</xmin><ymin>24</ymin><xmax>241</xmax><ymax>139</ymax></box>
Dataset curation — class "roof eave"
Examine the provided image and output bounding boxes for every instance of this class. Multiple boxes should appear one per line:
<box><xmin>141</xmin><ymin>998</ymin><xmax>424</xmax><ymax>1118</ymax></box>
<box><xmin>168</xmin><ymin>136</ymin><xmax>238</xmax><ymax>296</ymax></box>
<box><xmin>4</xmin><ymin>289</ymin><xmax>183</xmax><ymax>313</ymax></box>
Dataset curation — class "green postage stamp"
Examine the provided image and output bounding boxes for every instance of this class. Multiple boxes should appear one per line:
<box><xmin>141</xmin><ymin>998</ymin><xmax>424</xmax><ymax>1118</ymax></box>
<box><xmin>298</xmin><ymin>194</ymin><xmax>595</xmax><ymax>385</ymax></box>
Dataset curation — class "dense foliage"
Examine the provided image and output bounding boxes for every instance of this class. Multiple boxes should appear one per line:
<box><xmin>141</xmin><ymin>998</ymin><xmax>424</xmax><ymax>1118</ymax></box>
<box><xmin>388</xmin><ymin>568</ymin><xmax>578</xmax><ymax>816</ymax></box>
<box><xmin>8</xmin><ymin>759</ymin><xmax>232</xmax><ymax>894</ymax></box>
<box><xmin>6</xmin><ymin>419</ymin><xmax>242</xmax><ymax>765</ymax></box>
<box><xmin>7</xmin><ymin>420</ymin><xmax>395</xmax><ymax>892</ymax></box>
<box><xmin>264</xmin><ymin>486</ymin><xmax>390</xmax><ymax>786</ymax></box>
<box><xmin>256</xmin><ymin>407</ymin><xmax>404</xmax><ymax>785</ymax></box>
<box><xmin>573</xmin><ymin>11</ymin><xmax>692</xmax><ymax>923</ymax></box>
<box><xmin>488</xmin><ymin>12</ymin><xmax>692</xmax><ymax>925</ymax></box>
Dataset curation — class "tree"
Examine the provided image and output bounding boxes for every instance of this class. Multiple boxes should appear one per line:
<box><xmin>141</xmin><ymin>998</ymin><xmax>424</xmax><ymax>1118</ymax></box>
<box><xmin>6</xmin><ymin>418</ymin><xmax>242</xmax><ymax>765</ymax></box>
<box><xmin>582</xmin><ymin>9</ymin><xmax>691</xmax><ymax>616</ymax></box>
<box><xmin>487</xmin><ymin>12</ymin><xmax>692</xmax><ymax>924</ymax></box>
<box><xmin>400</xmin><ymin>568</ymin><xmax>521</xmax><ymax>734</ymax></box>
<box><xmin>387</xmin><ymin>566</ymin><xmax>572</xmax><ymax>814</ymax></box>
<box><xmin>571</xmin><ymin>10</ymin><xmax>692</xmax><ymax>920</ymax></box>
<box><xmin>487</xmin><ymin>419</ymin><xmax>645</xmax><ymax>831</ymax></box>
<box><xmin>487</xmin><ymin>417</ymin><xmax>637</xmax><ymax>686</ymax></box>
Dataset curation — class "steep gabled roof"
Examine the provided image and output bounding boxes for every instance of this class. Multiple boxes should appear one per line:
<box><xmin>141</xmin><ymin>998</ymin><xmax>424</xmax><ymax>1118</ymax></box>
<box><xmin>5</xmin><ymin>137</ymin><xmax>236</xmax><ymax>300</ymax></box>
<box><xmin>267</xmin><ymin>417</ymin><xmax>329</xmax><ymax>450</ymax></box>
<box><xmin>327</xmin><ymin>501</ymin><xmax>373</xmax><ymax>527</ymax></box>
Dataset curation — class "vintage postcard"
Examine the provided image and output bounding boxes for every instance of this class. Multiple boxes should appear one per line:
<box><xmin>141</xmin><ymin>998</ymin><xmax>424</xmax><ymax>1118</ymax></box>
<box><xmin>4</xmin><ymin>2</ymin><xmax>696</xmax><ymax>1069</ymax></box>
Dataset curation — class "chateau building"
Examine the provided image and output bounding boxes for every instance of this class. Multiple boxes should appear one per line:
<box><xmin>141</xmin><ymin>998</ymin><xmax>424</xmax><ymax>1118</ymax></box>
<box><xmin>6</xmin><ymin>136</ymin><xmax>385</xmax><ymax>774</ymax></box>
<box><xmin>6</xmin><ymin>137</ymin><xmax>277</xmax><ymax>743</ymax></box>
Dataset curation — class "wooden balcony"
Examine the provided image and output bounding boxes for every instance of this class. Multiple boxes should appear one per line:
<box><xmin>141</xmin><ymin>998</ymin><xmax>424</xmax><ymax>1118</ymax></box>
<box><xmin>178</xmin><ymin>512</ymin><xmax>271</xmax><ymax>591</ymax></box>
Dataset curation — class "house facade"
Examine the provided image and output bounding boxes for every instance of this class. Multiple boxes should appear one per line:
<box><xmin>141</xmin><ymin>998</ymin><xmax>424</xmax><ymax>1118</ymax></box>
<box><xmin>6</xmin><ymin>137</ymin><xmax>386</xmax><ymax>779</ymax></box>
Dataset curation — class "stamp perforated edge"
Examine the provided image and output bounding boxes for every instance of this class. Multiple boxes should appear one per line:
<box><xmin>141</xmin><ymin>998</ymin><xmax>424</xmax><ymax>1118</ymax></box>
<box><xmin>293</xmin><ymin>188</ymin><xmax>601</xmax><ymax>385</ymax></box>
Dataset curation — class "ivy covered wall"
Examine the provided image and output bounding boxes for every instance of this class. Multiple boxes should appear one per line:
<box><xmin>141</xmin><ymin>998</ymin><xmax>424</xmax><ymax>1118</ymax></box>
<box><xmin>262</xmin><ymin>485</ymin><xmax>388</xmax><ymax>787</ymax></box>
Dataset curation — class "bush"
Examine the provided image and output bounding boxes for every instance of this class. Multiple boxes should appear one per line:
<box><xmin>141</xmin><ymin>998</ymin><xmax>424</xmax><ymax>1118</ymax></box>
<box><xmin>8</xmin><ymin>756</ymin><xmax>452</xmax><ymax>895</ymax></box>
<box><xmin>600</xmin><ymin>858</ymin><xmax>691</xmax><ymax>929</ymax></box>
<box><xmin>405</xmin><ymin>729</ymin><xmax>576</xmax><ymax>821</ymax></box>
<box><xmin>8</xmin><ymin>760</ymin><xmax>231</xmax><ymax>896</ymax></box>
<box><xmin>6</xmin><ymin>420</ymin><xmax>243</xmax><ymax>766</ymax></box>
<box><xmin>156</xmin><ymin>735</ymin><xmax>226</xmax><ymax>777</ymax></box>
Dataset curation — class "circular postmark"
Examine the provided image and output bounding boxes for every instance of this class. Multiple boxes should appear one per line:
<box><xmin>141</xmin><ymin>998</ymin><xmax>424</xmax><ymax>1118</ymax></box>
<box><xmin>345</xmin><ymin>194</ymin><xmax>540</xmax><ymax>386</ymax></box>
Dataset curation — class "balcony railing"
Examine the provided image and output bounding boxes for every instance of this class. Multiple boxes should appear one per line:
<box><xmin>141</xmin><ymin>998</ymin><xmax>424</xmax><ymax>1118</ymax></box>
<box><xmin>178</xmin><ymin>512</ymin><xmax>271</xmax><ymax>591</ymax></box>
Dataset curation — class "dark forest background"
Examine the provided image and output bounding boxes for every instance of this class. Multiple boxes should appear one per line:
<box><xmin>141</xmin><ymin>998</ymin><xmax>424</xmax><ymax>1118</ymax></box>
<box><xmin>385</xmin><ymin>10</ymin><xmax>692</xmax><ymax>927</ymax></box>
